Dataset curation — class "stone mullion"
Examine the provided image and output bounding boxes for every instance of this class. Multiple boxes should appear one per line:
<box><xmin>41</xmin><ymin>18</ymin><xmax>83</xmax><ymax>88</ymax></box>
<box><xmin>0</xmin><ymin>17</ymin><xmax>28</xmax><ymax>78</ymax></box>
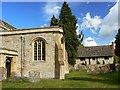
<box><xmin>41</xmin><ymin>41</ymin><xmax>42</xmax><ymax>61</ymax></box>
<box><xmin>37</xmin><ymin>41</ymin><xmax>38</xmax><ymax>61</ymax></box>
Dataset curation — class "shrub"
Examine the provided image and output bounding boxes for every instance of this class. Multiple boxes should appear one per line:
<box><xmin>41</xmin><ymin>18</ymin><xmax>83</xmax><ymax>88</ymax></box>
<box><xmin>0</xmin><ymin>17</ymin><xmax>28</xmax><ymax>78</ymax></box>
<box><xmin>114</xmin><ymin>55</ymin><xmax>120</xmax><ymax>64</ymax></box>
<box><xmin>97</xmin><ymin>60</ymin><xmax>100</xmax><ymax>64</ymax></box>
<box><xmin>81</xmin><ymin>63</ymin><xmax>85</xmax><ymax>65</ymax></box>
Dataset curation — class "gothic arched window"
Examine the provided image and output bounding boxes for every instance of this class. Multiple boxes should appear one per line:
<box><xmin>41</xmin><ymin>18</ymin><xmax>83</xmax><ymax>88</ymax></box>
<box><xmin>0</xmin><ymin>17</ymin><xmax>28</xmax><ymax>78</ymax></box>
<box><xmin>33</xmin><ymin>39</ymin><xmax>45</xmax><ymax>61</ymax></box>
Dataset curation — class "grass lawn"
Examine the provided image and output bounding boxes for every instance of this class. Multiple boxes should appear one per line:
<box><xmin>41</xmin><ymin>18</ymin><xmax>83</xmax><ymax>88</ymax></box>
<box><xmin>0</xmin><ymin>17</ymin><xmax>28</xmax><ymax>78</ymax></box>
<box><xmin>2</xmin><ymin>70</ymin><xmax>120</xmax><ymax>88</ymax></box>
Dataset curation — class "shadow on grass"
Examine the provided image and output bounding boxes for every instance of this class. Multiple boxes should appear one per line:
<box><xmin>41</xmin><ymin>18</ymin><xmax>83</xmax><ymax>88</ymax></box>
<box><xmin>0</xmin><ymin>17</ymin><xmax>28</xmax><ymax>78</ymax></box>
<box><xmin>67</xmin><ymin>71</ymin><xmax>120</xmax><ymax>86</ymax></box>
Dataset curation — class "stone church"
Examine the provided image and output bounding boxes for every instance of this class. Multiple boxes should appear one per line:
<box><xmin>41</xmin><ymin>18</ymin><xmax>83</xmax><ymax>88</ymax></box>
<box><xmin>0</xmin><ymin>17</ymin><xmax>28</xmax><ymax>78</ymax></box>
<box><xmin>0</xmin><ymin>20</ymin><xmax>69</xmax><ymax>80</ymax></box>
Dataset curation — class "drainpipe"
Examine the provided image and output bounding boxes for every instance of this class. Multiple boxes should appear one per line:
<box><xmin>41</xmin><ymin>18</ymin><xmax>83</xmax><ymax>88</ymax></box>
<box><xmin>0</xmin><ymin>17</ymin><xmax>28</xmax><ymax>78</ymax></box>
<box><xmin>20</xmin><ymin>35</ymin><xmax>23</xmax><ymax>77</ymax></box>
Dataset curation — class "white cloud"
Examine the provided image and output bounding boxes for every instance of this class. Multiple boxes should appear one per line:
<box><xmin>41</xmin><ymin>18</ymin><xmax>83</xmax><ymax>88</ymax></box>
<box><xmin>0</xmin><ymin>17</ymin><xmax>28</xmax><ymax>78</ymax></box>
<box><xmin>99</xmin><ymin>2</ymin><xmax>119</xmax><ymax>37</ymax></box>
<box><xmin>91</xmin><ymin>29</ymin><xmax>97</xmax><ymax>34</ymax></box>
<box><xmin>80</xmin><ymin>12</ymin><xmax>102</xmax><ymax>34</ymax></box>
<box><xmin>40</xmin><ymin>25</ymin><xmax>44</xmax><ymax>27</ymax></box>
<box><xmin>40</xmin><ymin>24</ymin><xmax>47</xmax><ymax>27</ymax></box>
<box><xmin>84</xmin><ymin>37</ymin><xmax>97</xmax><ymax>46</ymax></box>
<box><xmin>76</xmin><ymin>23</ymin><xmax>80</xmax><ymax>35</ymax></box>
<box><xmin>107</xmin><ymin>4</ymin><xmax>111</xmax><ymax>7</ymax></box>
<box><xmin>44</xmin><ymin>2</ymin><xmax>61</xmax><ymax>20</ymax></box>
<box><xmin>44</xmin><ymin>24</ymin><xmax>47</xmax><ymax>26</ymax></box>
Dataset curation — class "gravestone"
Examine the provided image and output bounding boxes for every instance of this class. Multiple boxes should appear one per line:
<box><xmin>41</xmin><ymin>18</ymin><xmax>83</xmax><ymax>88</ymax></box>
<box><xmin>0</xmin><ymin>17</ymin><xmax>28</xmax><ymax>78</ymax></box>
<box><xmin>28</xmin><ymin>70</ymin><xmax>40</xmax><ymax>82</ymax></box>
<box><xmin>109</xmin><ymin>64</ymin><xmax>116</xmax><ymax>72</ymax></box>
<box><xmin>99</xmin><ymin>67</ymin><xmax>104</xmax><ymax>74</ymax></box>
<box><xmin>103</xmin><ymin>65</ymin><xmax>110</xmax><ymax>73</ymax></box>
<box><xmin>116</xmin><ymin>64</ymin><xmax>120</xmax><ymax>71</ymax></box>
<box><xmin>86</xmin><ymin>65</ymin><xmax>96</xmax><ymax>74</ymax></box>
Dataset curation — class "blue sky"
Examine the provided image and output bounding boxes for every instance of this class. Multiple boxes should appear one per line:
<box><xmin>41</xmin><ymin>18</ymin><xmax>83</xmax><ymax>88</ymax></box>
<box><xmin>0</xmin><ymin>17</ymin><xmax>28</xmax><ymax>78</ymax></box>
<box><xmin>1</xmin><ymin>2</ymin><xmax>119</xmax><ymax>46</ymax></box>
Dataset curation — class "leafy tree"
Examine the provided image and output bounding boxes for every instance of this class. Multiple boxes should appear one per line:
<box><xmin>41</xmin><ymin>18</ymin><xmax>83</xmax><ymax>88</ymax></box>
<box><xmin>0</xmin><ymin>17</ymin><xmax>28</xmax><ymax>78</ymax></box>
<box><xmin>59</xmin><ymin>2</ymin><xmax>81</xmax><ymax>65</ymax></box>
<box><xmin>115</xmin><ymin>28</ymin><xmax>120</xmax><ymax>57</ymax></box>
<box><xmin>50</xmin><ymin>15</ymin><xmax>58</xmax><ymax>26</ymax></box>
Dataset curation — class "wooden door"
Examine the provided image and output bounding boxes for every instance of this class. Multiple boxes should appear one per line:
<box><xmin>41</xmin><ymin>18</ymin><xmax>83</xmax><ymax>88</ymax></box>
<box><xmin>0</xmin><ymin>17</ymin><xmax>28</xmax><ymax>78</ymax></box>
<box><xmin>6</xmin><ymin>58</ymin><xmax>11</xmax><ymax>77</ymax></box>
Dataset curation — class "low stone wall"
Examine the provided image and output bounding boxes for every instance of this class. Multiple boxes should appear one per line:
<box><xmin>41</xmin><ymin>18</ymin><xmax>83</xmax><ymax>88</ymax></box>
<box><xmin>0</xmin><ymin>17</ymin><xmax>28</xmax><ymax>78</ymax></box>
<box><xmin>74</xmin><ymin>64</ymin><xmax>117</xmax><ymax>74</ymax></box>
<box><xmin>86</xmin><ymin>64</ymin><xmax>117</xmax><ymax>74</ymax></box>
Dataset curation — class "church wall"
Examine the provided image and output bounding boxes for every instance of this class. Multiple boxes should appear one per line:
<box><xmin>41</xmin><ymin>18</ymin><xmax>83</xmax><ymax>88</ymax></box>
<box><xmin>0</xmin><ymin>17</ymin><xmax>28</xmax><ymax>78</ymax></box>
<box><xmin>0</xmin><ymin>26</ymin><xmax>69</xmax><ymax>80</ymax></box>
<box><xmin>1</xmin><ymin>31</ymin><xmax>60</xmax><ymax>78</ymax></box>
<box><xmin>53</xmin><ymin>32</ymin><xmax>69</xmax><ymax>79</ymax></box>
<box><xmin>23</xmin><ymin>33</ymin><xmax>56</xmax><ymax>78</ymax></box>
<box><xmin>2</xmin><ymin>35</ymin><xmax>22</xmax><ymax>77</ymax></box>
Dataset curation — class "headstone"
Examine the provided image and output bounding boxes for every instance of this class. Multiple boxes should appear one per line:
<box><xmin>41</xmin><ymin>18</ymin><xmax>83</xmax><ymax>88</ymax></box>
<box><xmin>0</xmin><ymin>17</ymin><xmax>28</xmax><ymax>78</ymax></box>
<box><xmin>109</xmin><ymin>64</ymin><xmax>116</xmax><ymax>72</ymax></box>
<box><xmin>103</xmin><ymin>65</ymin><xmax>110</xmax><ymax>73</ymax></box>
<box><xmin>116</xmin><ymin>64</ymin><xmax>120</xmax><ymax>71</ymax></box>
<box><xmin>100</xmin><ymin>69</ymin><xmax>104</xmax><ymax>74</ymax></box>
<box><xmin>28</xmin><ymin>70</ymin><xmax>40</xmax><ymax>82</ymax></box>
<box><xmin>86</xmin><ymin>65</ymin><xmax>95</xmax><ymax>74</ymax></box>
<box><xmin>99</xmin><ymin>67</ymin><xmax>104</xmax><ymax>74</ymax></box>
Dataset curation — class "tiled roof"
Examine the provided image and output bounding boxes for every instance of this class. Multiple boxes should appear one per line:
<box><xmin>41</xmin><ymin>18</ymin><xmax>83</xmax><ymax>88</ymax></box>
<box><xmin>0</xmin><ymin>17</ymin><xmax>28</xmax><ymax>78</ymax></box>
<box><xmin>0</xmin><ymin>19</ymin><xmax>16</xmax><ymax>30</ymax></box>
<box><xmin>0</xmin><ymin>19</ymin><xmax>61</xmax><ymax>31</ymax></box>
<box><xmin>77</xmin><ymin>45</ymin><xmax>114</xmax><ymax>58</ymax></box>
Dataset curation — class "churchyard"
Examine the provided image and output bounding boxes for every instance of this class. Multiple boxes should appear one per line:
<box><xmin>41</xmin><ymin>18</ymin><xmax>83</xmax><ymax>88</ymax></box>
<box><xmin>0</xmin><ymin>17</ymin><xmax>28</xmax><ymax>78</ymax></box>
<box><xmin>2</xmin><ymin>69</ymin><xmax>120</xmax><ymax>88</ymax></box>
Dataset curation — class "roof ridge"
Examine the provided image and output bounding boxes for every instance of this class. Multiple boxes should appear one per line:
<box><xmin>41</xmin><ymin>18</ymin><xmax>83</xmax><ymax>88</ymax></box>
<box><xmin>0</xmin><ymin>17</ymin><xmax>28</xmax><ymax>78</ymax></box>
<box><xmin>0</xmin><ymin>19</ymin><xmax>16</xmax><ymax>29</ymax></box>
<box><xmin>79</xmin><ymin>45</ymin><xmax>112</xmax><ymax>48</ymax></box>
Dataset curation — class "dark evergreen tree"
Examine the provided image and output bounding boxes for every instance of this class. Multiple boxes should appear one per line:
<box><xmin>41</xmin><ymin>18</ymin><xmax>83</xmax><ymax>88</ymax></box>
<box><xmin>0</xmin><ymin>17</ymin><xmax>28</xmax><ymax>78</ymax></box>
<box><xmin>59</xmin><ymin>2</ymin><xmax>80</xmax><ymax>65</ymax></box>
<box><xmin>50</xmin><ymin>15</ymin><xmax>58</xmax><ymax>26</ymax></box>
<box><xmin>115</xmin><ymin>28</ymin><xmax>120</xmax><ymax>57</ymax></box>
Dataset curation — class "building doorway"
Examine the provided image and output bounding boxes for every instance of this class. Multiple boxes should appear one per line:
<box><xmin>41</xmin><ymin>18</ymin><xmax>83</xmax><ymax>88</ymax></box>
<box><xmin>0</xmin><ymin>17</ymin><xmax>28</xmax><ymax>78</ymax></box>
<box><xmin>6</xmin><ymin>57</ymin><xmax>12</xmax><ymax>77</ymax></box>
<box><xmin>89</xmin><ymin>58</ymin><xmax>91</xmax><ymax>65</ymax></box>
<box><xmin>103</xmin><ymin>60</ymin><xmax>105</xmax><ymax>65</ymax></box>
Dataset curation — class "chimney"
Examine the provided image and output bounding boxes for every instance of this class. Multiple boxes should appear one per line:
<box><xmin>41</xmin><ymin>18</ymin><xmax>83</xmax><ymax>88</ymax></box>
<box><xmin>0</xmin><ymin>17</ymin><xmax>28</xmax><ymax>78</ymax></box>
<box><xmin>111</xmin><ymin>42</ymin><xmax>115</xmax><ymax>55</ymax></box>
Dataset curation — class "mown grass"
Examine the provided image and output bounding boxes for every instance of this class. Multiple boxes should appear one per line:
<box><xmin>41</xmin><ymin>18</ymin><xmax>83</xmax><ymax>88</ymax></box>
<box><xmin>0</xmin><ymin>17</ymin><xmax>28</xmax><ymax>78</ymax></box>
<box><xmin>2</xmin><ymin>71</ymin><xmax>120</xmax><ymax>88</ymax></box>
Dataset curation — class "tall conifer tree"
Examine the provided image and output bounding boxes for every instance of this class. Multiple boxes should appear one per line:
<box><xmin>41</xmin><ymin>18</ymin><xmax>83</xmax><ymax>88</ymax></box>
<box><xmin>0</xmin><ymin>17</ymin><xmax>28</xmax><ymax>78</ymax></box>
<box><xmin>115</xmin><ymin>28</ymin><xmax>120</xmax><ymax>57</ymax></box>
<box><xmin>50</xmin><ymin>15</ymin><xmax>58</xmax><ymax>26</ymax></box>
<box><xmin>59</xmin><ymin>2</ymin><xmax>79</xmax><ymax>65</ymax></box>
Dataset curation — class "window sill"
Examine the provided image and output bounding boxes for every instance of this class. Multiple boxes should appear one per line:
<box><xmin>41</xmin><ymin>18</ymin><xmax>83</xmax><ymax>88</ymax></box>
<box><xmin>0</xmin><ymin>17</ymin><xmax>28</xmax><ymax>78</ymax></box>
<box><xmin>33</xmin><ymin>60</ymin><xmax>46</xmax><ymax>63</ymax></box>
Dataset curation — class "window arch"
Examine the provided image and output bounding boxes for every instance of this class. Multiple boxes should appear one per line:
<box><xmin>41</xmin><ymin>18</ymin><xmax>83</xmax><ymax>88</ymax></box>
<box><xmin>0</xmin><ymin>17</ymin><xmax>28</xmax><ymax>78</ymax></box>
<box><xmin>33</xmin><ymin>39</ymin><xmax>45</xmax><ymax>61</ymax></box>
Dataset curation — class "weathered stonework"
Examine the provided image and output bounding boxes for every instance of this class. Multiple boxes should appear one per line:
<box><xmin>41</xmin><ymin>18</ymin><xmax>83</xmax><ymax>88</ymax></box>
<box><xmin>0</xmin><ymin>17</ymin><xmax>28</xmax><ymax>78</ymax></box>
<box><xmin>0</xmin><ymin>21</ymin><xmax>69</xmax><ymax>80</ymax></box>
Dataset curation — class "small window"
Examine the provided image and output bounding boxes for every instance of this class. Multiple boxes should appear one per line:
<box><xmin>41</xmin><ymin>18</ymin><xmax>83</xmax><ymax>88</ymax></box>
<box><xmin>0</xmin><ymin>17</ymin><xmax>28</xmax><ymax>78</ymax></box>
<box><xmin>33</xmin><ymin>39</ymin><xmax>45</xmax><ymax>61</ymax></box>
<box><xmin>34</xmin><ymin>42</ymin><xmax>37</xmax><ymax>60</ymax></box>
<box><xmin>80</xmin><ymin>58</ymin><xmax>85</xmax><ymax>61</ymax></box>
<box><xmin>103</xmin><ymin>60</ymin><xmax>105</xmax><ymax>64</ymax></box>
<box><xmin>92</xmin><ymin>57</ymin><xmax>95</xmax><ymax>60</ymax></box>
<box><xmin>104</xmin><ymin>57</ymin><xmax>109</xmax><ymax>60</ymax></box>
<box><xmin>61</xmin><ymin>37</ymin><xmax>64</xmax><ymax>44</ymax></box>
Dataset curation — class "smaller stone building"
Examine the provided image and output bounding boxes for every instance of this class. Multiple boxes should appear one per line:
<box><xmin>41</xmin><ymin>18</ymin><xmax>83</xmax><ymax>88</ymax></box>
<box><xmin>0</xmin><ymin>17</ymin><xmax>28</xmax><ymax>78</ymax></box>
<box><xmin>75</xmin><ymin>45</ymin><xmax>114</xmax><ymax>67</ymax></box>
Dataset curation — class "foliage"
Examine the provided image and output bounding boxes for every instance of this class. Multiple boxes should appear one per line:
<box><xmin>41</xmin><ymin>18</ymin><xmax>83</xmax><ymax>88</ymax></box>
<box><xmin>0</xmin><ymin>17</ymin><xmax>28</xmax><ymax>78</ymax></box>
<box><xmin>114</xmin><ymin>55</ymin><xmax>120</xmax><ymax>64</ymax></box>
<box><xmin>59</xmin><ymin>2</ymin><xmax>80</xmax><ymax>65</ymax></box>
<box><xmin>97</xmin><ymin>60</ymin><xmax>100</xmax><ymax>64</ymax></box>
<box><xmin>50</xmin><ymin>15</ymin><xmax>58</xmax><ymax>26</ymax></box>
<box><xmin>115</xmin><ymin>28</ymin><xmax>120</xmax><ymax>57</ymax></box>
